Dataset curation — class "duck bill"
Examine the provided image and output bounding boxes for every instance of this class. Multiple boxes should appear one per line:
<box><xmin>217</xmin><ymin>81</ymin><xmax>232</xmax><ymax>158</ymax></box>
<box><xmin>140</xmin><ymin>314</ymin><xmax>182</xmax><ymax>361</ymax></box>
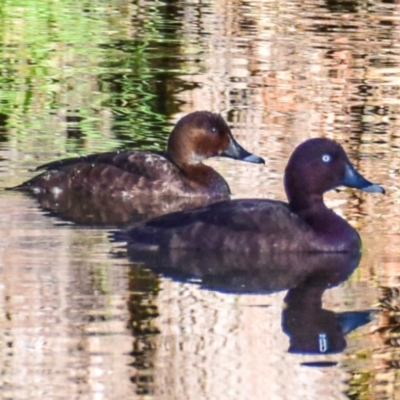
<box><xmin>220</xmin><ymin>134</ymin><xmax>265</xmax><ymax>164</ymax></box>
<box><xmin>342</xmin><ymin>163</ymin><xmax>385</xmax><ymax>194</ymax></box>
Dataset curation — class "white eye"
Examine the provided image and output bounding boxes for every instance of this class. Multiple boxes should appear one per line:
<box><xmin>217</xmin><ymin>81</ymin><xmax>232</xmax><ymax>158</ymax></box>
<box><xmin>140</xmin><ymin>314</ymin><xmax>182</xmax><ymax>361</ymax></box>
<box><xmin>322</xmin><ymin>154</ymin><xmax>331</xmax><ymax>163</ymax></box>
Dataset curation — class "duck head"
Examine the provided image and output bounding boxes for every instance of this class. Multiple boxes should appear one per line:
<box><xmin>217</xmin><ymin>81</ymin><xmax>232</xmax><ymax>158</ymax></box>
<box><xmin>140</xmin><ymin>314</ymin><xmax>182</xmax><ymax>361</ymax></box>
<box><xmin>167</xmin><ymin>111</ymin><xmax>265</xmax><ymax>168</ymax></box>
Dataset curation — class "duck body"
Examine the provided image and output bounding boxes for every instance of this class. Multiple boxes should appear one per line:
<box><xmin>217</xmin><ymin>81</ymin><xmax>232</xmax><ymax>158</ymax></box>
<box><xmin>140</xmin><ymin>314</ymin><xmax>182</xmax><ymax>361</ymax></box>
<box><xmin>19</xmin><ymin>150</ymin><xmax>231</xmax><ymax>199</ymax></box>
<box><xmin>124</xmin><ymin>198</ymin><xmax>361</xmax><ymax>253</ymax></box>
<box><xmin>7</xmin><ymin>111</ymin><xmax>264</xmax><ymax>199</ymax></box>
<box><xmin>121</xmin><ymin>138</ymin><xmax>384</xmax><ymax>253</ymax></box>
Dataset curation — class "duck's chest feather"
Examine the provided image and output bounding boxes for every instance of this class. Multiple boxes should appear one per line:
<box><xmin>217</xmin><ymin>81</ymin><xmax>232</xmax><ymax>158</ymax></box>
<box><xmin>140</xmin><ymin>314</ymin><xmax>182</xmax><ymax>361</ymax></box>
<box><xmin>23</xmin><ymin>151</ymin><xmax>231</xmax><ymax>198</ymax></box>
<box><xmin>295</xmin><ymin>206</ymin><xmax>361</xmax><ymax>252</ymax></box>
<box><xmin>128</xmin><ymin>199</ymin><xmax>361</xmax><ymax>253</ymax></box>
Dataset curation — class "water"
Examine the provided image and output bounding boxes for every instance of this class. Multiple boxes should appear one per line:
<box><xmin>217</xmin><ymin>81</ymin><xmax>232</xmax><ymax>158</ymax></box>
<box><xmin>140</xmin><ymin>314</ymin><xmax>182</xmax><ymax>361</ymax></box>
<box><xmin>0</xmin><ymin>0</ymin><xmax>399</xmax><ymax>399</ymax></box>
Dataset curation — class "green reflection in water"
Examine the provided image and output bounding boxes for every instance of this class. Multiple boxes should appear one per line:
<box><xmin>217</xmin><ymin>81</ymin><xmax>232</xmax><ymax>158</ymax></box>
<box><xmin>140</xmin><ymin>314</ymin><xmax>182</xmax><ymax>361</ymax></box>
<box><xmin>0</xmin><ymin>0</ymin><xmax>193</xmax><ymax>157</ymax></box>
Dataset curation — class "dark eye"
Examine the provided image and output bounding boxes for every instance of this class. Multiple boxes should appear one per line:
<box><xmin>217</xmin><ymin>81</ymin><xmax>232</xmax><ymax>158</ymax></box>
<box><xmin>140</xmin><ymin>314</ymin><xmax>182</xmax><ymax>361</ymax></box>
<box><xmin>211</xmin><ymin>126</ymin><xmax>217</xmax><ymax>133</ymax></box>
<box><xmin>321</xmin><ymin>154</ymin><xmax>332</xmax><ymax>163</ymax></box>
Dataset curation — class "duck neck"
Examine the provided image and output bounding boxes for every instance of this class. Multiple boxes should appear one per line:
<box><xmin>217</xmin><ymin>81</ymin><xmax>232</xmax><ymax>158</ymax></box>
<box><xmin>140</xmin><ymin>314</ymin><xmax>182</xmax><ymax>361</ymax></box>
<box><xmin>289</xmin><ymin>193</ymin><xmax>361</xmax><ymax>250</ymax></box>
<box><xmin>178</xmin><ymin>163</ymin><xmax>230</xmax><ymax>196</ymax></box>
<box><xmin>289</xmin><ymin>192</ymin><xmax>324</xmax><ymax>215</ymax></box>
<box><xmin>290</xmin><ymin>193</ymin><xmax>340</xmax><ymax>229</ymax></box>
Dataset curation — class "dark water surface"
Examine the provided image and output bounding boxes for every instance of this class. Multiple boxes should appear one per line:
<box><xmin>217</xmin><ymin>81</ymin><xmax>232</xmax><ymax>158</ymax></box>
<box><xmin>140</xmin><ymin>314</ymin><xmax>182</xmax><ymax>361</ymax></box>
<box><xmin>0</xmin><ymin>0</ymin><xmax>399</xmax><ymax>399</ymax></box>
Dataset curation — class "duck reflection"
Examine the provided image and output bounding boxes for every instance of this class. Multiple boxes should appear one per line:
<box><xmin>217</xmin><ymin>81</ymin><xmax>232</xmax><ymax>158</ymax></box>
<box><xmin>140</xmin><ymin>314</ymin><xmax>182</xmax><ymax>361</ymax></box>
<box><xmin>283</xmin><ymin>265</ymin><xmax>372</xmax><ymax>355</ymax></box>
<box><xmin>30</xmin><ymin>191</ymin><xmax>221</xmax><ymax>227</ymax></box>
<box><xmin>126</xmin><ymin>247</ymin><xmax>360</xmax><ymax>294</ymax></box>
<box><xmin>126</xmin><ymin>247</ymin><xmax>373</xmax><ymax>355</ymax></box>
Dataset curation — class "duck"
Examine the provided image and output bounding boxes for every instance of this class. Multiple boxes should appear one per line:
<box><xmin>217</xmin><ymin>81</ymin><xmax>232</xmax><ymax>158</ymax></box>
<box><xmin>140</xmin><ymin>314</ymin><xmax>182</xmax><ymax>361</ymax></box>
<box><xmin>7</xmin><ymin>111</ymin><xmax>264</xmax><ymax>199</ymax></box>
<box><xmin>119</xmin><ymin>138</ymin><xmax>384</xmax><ymax>253</ymax></box>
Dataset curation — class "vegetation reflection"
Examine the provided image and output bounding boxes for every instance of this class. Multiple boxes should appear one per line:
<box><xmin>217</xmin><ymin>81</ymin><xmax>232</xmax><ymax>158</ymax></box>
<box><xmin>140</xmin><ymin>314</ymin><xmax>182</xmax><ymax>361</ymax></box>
<box><xmin>0</xmin><ymin>0</ymin><xmax>193</xmax><ymax>156</ymax></box>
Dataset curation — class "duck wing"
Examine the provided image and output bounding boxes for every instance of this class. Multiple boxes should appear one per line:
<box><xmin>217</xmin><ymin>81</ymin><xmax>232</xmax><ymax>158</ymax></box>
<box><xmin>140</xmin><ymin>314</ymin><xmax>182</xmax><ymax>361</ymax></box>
<box><xmin>35</xmin><ymin>150</ymin><xmax>168</xmax><ymax>177</ymax></box>
<box><xmin>8</xmin><ymin>151</ymin><xmax>178</xmax><ymax>193</ymax></box>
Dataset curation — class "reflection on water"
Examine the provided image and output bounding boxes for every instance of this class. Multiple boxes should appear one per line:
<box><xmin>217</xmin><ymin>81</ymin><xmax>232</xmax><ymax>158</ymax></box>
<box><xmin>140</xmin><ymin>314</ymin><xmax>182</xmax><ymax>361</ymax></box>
<box><xmin>0</xmin><ymin>0</ymin><xmax>400</xmax><ymax>399</ymax></box>
<box><xmin>125</xmin><ymin>245</ymin><xmax>362</xmax><ymax>295</ymax></box>
<box><xmin>284</xmin><ymin>282</ymin><xmax>373</xmax><ymax>356</ymax></box>
<box><xmin>24</xmin><ymin>189</ymin><xmax>223</xmax><ymax>227</ymax></box>
<box><xmin>281</xmin><ymin>254</ymin><xmax>370</xmax><ymax>355</ymax></box>
<box><xmin>126</xmin><ymin>245</ymin><xmax>370</xmax><ymax>357</ymax></box>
